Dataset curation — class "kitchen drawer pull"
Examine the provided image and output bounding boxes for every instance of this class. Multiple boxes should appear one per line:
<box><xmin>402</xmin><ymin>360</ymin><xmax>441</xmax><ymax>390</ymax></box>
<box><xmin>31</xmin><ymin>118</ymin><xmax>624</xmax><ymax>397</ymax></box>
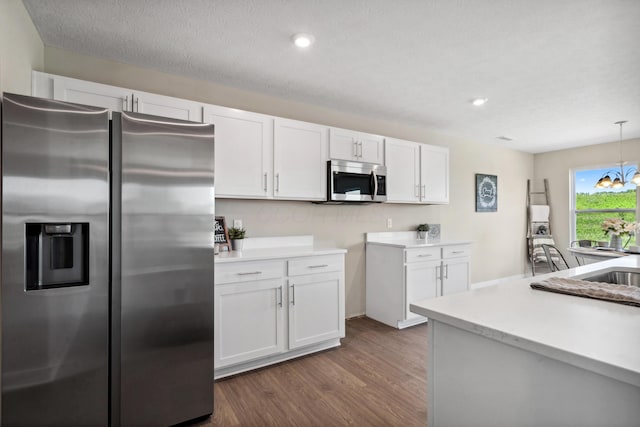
<box><xmin>417</xmin><ymin>254</ymin><xmax>433</xmax><ymax>257</ymax></box>
<box><xmin>308</xmin><ymin>264</ymin><xmax>329</xmax><ymax>268</ymax></box>
<box><xmin>237</xmin><ymin>271</ymin><xmax>262</xmax><ymax>276</ymax></box>
<box><xmin>451</xmin><ymin>250</ymin><xmax>465</xmax><ymax>254</ymax></box>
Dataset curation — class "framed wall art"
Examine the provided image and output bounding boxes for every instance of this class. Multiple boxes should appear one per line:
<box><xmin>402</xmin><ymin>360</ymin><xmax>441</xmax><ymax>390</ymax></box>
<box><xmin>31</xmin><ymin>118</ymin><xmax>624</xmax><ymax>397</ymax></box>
<box><xmin>475</xmin><ymin>174</ymin><xmax>497</xmax><ymax>212</ymax></box>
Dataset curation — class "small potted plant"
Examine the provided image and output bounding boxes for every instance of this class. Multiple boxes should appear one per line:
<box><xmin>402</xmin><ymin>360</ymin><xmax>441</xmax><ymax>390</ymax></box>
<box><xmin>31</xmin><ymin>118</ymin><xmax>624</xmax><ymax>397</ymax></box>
<box><xmin>228</xmin><ymin>226</ymin><xmax>247</xmax><ymax>251</ymax></box>
<box><xmin>417</xmin><ymin>224</ymin><xmax>430</xmax><ymax>240</ymax></box>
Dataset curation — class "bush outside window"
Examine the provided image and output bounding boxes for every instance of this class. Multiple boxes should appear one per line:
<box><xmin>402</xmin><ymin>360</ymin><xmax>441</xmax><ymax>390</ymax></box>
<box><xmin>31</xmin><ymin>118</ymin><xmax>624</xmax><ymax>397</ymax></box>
<box><xmin>572</xmin><ymin>166</ymin><xmax>638</xmax><ymax>245</ymax></box>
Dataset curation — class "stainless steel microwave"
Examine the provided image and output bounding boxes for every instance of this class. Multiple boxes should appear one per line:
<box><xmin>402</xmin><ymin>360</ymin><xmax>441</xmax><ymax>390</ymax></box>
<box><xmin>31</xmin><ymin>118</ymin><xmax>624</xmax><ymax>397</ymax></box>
<box><xmin>327</xmin><ymin>160</ymin><xmax>387</xmax><ymax>202</ymax></box>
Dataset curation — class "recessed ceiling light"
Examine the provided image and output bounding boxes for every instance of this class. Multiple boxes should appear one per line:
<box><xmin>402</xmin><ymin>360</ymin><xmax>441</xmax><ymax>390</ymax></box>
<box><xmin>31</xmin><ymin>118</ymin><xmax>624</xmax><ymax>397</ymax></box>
<box><xmin>496</xmin><ymin>136</ymin><xmax>513</xmax><ymax>141</ymax></box>
<box><xmin>292</xmin><ymin>33</ymin><xmax>315</xmax><ymax>48</ymax></box>
<box><xmin>471</xmin><ymin>98</ymin><xmax>488</xmax><ymax>106</ymax></box>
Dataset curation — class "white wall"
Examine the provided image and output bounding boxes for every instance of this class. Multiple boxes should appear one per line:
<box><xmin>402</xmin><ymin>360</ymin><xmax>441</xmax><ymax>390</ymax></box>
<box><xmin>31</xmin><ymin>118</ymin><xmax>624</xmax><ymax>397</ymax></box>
<box><xmin>534</xmin><ymin>138</ymin><xmax>640</xmax><ymax>266</ymax></box>
<box><xmin>0</xmin><ymin>0</ymin><xmax>44</xmax><ymax>95</ymax></box>
<box><xmin>43</xmin><ymin>46</ymin><xmax>534</xmax><ymax>317</ymax></box>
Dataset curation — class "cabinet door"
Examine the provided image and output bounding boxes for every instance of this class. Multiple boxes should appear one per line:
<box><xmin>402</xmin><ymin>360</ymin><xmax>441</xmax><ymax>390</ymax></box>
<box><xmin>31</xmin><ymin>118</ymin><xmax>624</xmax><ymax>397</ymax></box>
<box><xmin>288</xmin><ymin>272</ymin><xmax>345</xmax><ymax>349</ymax></box>
<box><xmin>329</xmin><ymin>127</ymin><xmax>359</xmax><ymax>161</ymax></box>
<box><xmin>214</xmin><ymin>279</ymin><xmax>284</xmax><ymax>368</ymax></box>
<box><xmin>53</xmin><ymin>76</ymin><xmax>131</xmax><ymax>112</ymax></box>
<box><xmin>442</xmin><ymin>257</ymin><xmax>470</xmax><ymax>296</ymax></box>
<box><xmin>420</xmin><ymin>144</ymin><xmax>449</xmax><ymax>204</ymax></box>
<box><xmin>329</xmin><ymin>127</ymin><xmax>383</xmax><ymax>164</ymax></box>
<box><xmin>358</xmin><ymin>132</ymin><xmax>384</xmax><ymax>164</ymax></box>
<box><xmin>405</xmin><ymin>260</ymin><xmax>440</xmax><ymax>320</ymax></box>
<box><xmin>133</xmin><ymin>91</ymin><xmax>202</xmax><ymax>122</ymax></box>
<box><xmin>203</xmin><ymin>105</ymin><xmax>273</xmax><ymax>198</ymax></box>
<box><xmin>385</xmin><ymin>138</ymin><xmax>420</xmax><ymax>203</ymax></box>
<box><xmin>273</xmin><ymin>118</ymin><xmax>328</xmax><ymax>200</ymax></box>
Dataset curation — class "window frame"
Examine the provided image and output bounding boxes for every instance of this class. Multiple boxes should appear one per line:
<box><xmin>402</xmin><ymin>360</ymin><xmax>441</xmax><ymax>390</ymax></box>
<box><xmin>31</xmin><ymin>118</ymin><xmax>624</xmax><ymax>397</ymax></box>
<box><xmin>569</xmin><ymin>164</ymin><xmax>639</xmax><ymax>244</ymax></box>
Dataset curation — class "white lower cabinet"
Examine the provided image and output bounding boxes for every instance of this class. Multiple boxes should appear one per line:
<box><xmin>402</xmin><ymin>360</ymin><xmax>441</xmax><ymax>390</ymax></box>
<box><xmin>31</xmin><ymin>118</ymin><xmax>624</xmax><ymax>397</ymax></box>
<box><xmin>214</xmin><ymin>253</ymin><xmax>345</xmax><ymax>378</ymax></box>
<box><xmin>366</xmin><ymin>242</ymin><xmax>471</xmax><ymax>329</ymax></box>
<box><xmin>215</xmin><ymin>278</ymin><xmax>285</xmax><ymax>368</ymax></box>
<box><xmin>405</xmin><ymin>260</ymin><xmax>440</xmax><ymax>321</ymax></box>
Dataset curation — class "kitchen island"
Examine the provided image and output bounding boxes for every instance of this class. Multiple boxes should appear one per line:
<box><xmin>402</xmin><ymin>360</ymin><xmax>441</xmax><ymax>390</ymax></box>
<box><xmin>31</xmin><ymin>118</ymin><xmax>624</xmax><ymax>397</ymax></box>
<box><xmin>410</xmin><ymin>256</ymin><xmax>640</xmax><ymax>427</ymax></box>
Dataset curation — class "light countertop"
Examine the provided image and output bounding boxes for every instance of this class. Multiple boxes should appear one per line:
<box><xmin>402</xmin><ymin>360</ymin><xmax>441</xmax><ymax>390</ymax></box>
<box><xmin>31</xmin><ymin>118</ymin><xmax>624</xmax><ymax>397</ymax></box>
<box><xmin>366</xmin><ymin>231</ymin><xmax>471</xmax><ymax>248</ymax></box>
<box><xmin>410</xmin><ymin>256</ymin><xmax>640</xmax><ymax>387</ymax></box>
<box><xmin>214</xmin><ymin>235</ymin><xmax>346</xmax><ymax>263</ymax></box>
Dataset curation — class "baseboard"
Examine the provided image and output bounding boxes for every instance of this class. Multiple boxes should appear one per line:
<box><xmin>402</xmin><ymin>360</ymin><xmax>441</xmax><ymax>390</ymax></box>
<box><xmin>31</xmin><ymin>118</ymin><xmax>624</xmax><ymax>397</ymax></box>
<box><xmin>470</xmin><ymin>274</ymin><xmax>526</xmax><ymax>289</ymax></box>
<box><xmin>346</xmin><ymin>312</ymin><xmax>365</xmax><ymax>320</ymax></box>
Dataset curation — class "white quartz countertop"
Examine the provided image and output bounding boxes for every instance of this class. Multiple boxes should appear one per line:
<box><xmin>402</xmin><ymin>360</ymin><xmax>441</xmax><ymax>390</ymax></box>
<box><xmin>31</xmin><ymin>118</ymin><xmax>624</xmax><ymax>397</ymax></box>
<box><xmin>366</xmin><ymin>231</ymin><xmax>471</xmax><ymax>248</ymax></box>
<box><xmin>410</xmin><ymin>256</ymin><xmax>640</xmax><ymax>387</ymax></box>
<box><xmin>366</xmin><ymin>239</ymin><xmax>472</xmax><ymax>249</ymax></box>
<box><xmin>214</xmin><ymin>235</ymin><xmax>346</xmax><ymax>263</ymax></box>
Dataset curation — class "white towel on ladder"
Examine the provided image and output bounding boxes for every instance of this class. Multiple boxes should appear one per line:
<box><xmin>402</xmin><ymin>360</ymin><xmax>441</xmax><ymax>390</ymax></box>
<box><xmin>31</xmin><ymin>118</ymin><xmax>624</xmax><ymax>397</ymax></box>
<box><xmin>530</xmin><ymin>205</ymin><xmax>550</xmax><ymax>223</ymax></box>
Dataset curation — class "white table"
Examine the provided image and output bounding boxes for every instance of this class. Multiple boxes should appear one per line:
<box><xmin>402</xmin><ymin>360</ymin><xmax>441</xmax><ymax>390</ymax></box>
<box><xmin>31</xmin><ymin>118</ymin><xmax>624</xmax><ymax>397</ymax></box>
<box><xmin>567</xmin><ymin>246</ymin><xmax>628</xmax><ymax>263</ymax></box>
<box><xmin>410</xmin><ymin>256</ymin><xmax>640</xmax><ymax>427</ymax></box>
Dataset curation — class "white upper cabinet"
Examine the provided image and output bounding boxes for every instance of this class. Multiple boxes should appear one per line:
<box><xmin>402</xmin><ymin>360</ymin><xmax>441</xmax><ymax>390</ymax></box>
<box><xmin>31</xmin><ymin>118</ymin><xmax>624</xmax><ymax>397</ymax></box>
<box><xmin>385</xmin><ymin>137</ymin><xmax>449</xmax><ymax>204</ymax></box>
<box><xmin>41</xmin><ymin>73</ymin><xmax>203</xmax><ymax>122</ymax></box>
<box><xmin>329</xmin><ymin>127</ymin><xmax>384</xmax><ymax>164</ymax></box>
<box><xmin>52</xmin><ymin>76</ymin><xmax>132</xmax><ymax>112</ymax></box>
<box><xmin>203</xmin><ymin>105</ymin><xmax>273</xmax><ymax>199</ymax></box>
<box><xmin>385</xmin><ymin>138</ymin><xmax>420</xmax><ymax>203</ymax></box>
<box><xmin>273</xmin><ymin>118</ymin><xmax>328</xmax><ymax>200</ymax></box>
<box><xmin>132</xmin><ymin>91</ymin><xmax>202</xmax><ymax>122</ymax></box>
<box><xmin>420</xmin><ymin>144</ymin><xmax>449</xmax><ymax>204</ymax></box>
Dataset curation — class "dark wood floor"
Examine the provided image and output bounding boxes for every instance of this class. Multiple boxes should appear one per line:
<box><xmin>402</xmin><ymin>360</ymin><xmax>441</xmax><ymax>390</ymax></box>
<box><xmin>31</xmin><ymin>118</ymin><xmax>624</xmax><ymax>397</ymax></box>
<box><xmin>193</xmin><ymin>317</ymin><xmax>428</xmax><ymax>427</ymax></box>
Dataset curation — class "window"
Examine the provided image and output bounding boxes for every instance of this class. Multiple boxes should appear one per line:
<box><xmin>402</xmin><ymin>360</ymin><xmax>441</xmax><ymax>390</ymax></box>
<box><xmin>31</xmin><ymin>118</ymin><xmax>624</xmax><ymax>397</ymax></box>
<box><xmin>572</xmin><ymin>165</ymin><xmax>639</xmax><ymax>245</ymax></box>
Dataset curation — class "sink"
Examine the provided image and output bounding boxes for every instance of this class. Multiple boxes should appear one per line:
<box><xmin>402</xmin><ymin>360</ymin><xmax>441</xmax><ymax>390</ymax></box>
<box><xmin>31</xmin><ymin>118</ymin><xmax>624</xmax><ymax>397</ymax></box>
<box><xmin>574</xmin><ymin>268</ymin><xmax>640</xmax><ymax>287</ymax></box>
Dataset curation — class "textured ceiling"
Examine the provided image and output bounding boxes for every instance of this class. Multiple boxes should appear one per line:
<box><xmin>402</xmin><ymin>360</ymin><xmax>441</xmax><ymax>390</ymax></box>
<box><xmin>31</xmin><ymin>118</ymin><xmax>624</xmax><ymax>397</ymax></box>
<box><xmin>22</xmin><ymin>0</ymin><xmax>640</xmax><ymax>153</ymax></box>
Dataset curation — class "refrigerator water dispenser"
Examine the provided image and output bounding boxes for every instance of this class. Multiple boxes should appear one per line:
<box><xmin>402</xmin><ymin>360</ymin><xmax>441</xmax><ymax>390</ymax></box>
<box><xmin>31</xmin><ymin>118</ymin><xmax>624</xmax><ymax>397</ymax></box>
<box><xmin>25</xmin><ymin>223</ymin><xmax>89</xmax><ymax>290</ymax></box>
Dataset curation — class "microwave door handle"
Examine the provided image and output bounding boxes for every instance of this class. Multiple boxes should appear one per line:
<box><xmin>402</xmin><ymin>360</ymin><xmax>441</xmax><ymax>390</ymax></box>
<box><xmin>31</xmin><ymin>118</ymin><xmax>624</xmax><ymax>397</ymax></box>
<box><xmin>371</xmin><ymin>171</ymin><xmax>378</xmax><ymax>200</ymax></box>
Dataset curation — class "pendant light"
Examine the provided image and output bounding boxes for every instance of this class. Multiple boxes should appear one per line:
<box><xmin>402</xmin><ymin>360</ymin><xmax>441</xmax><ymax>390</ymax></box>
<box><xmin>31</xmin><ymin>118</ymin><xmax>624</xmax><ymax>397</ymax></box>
<box><xmin>594</xmin><ymin>120</ymin><xmax>640</xmax><ymax>188</ymax></box>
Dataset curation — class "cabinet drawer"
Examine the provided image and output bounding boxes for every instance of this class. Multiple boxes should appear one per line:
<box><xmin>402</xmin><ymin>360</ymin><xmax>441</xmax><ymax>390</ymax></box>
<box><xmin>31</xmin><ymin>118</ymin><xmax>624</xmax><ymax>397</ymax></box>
<box><xmin>442</xmin><ymin>245</ymin><xmax>471</xmax><ymax>259</ymax></box>
<box><xmin>405</xmin><ymin>247</ymin><xmax>441</xmax><ymax>263</ymax></box>
<box><xmin>288</xmin><ymin>254</ymin><xmax>343</xmax><ymax>276</ymax></box>
<box><xmin>215</xmin><ymin>260</ymin><xmax>285</xmax><ymax>284</ymax></box>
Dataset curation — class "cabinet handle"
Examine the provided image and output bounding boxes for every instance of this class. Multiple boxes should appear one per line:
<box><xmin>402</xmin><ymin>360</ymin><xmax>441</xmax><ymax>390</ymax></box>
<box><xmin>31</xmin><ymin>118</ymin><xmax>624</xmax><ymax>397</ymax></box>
<box><xmin>417</xmin><ymin>254</ymin><xmax>432</xmax><ymax>257</ymax></box>
<box><xmin>277</xmin><ymin>287</ymin><xmax>283</xmax><ymax>307</ymax></box>
<box><xmin>436</xmin><ymin>265</ymin><xmax>440</xmax><ymax>281</ymax></box>
<box><xmin>290</xmin><ymin>284</ymin><xmax>295</xmax><ymax>305</ymax></box>
<box><xmin>415</xmin><ymin>185</ymin><xmax>420</xmax><ymax>198</ymax></box>
<box><xmin>421</xmin><ymin>184</ymin><xmax>426</xmax><ymax>198</ymax></box>
<box><xmin>308</xmin><ymin>264</ymin><xmax>329</xmax><ymax>268</ymax></box>
<box><xmin>134</xmin><ymin>96</ymin><xmax>139</xmax><ymax>112</ymax></box>
<box><xmin>357</xmin><ymin>141</ymin><xmax>363</xmax><ymax>158</ymax></box>
<box><xmin>123</xmin><ymin>95</ymin><xmax>128</xmax><ymax>111</ymax></box>
<box><xmin>353</xmin><ymin>140</ymin><xmax>358</xmax><ymax>157</ymax></box>
<box><xmin>263</xmin><ymin>173</ymin><xmax>268</xmax><ymax>192</ymax></box>
<box><xmin>451</xmin><ymin>250</ymin><xmax>465</xmax><ymax>254</ymax></box>
<box><xmin>275</xmin><ymin>173</ymin><xmax>280</xmax><ymax>192</ymax></box>
<box><xmin>444</xmin><ymin>264</ymin><xmax>449</xmax><ymax>279</ymax></box>
<box><xmin>237</xmin><ymin>271</ymin><xmax>262</xmax><ymax>276</ymax></box>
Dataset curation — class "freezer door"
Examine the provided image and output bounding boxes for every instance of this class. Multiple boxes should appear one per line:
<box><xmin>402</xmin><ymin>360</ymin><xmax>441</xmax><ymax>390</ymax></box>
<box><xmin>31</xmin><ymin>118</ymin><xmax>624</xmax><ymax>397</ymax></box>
<box><xmin>1</xmin><ymin>93</ymin><xmax>110</xmax><ymax>426</ymax></box>
<box><xmin>114</xmin><ymin>112</ymin><xmax>214</xmax><ymax>426</ymax></box>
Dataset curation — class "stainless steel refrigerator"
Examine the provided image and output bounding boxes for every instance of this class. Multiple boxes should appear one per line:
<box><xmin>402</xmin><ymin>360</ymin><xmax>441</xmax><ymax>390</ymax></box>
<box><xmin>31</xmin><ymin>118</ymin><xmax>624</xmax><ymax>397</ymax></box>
<box><xmin>1</xmin><ymin>93</ymin><xmax>215</xmax><ymax>426</ymax></box>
